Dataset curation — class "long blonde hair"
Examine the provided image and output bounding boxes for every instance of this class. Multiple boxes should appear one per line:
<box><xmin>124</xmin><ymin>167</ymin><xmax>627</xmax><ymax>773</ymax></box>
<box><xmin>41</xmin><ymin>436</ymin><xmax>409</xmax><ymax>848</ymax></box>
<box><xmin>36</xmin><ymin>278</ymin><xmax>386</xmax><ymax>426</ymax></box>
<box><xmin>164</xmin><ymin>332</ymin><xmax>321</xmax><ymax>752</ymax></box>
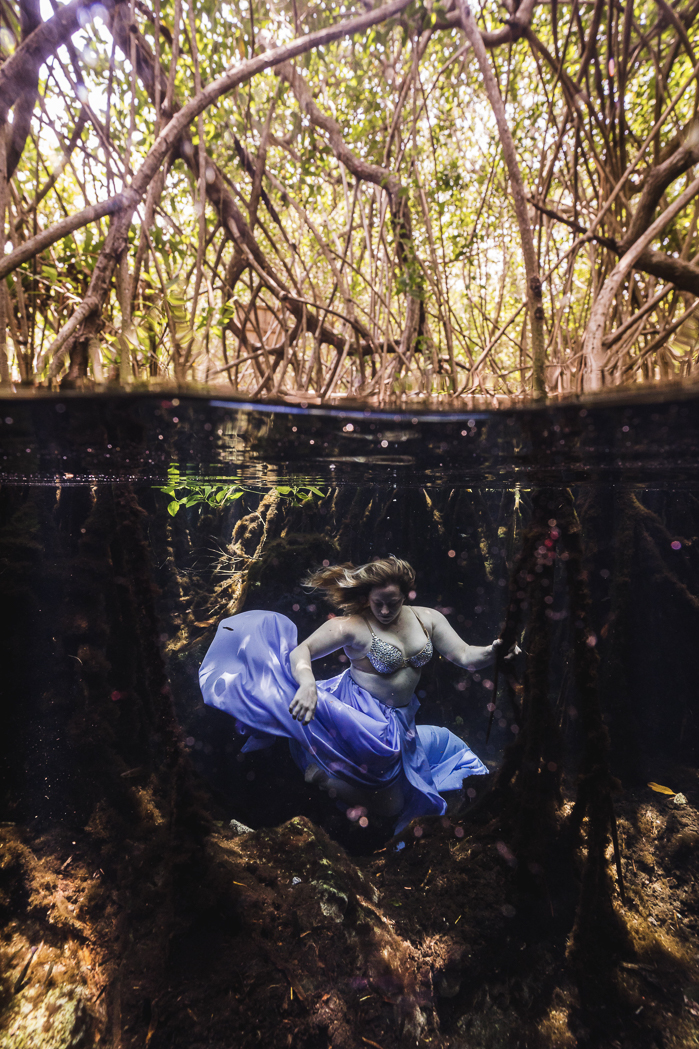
<box><xmin>303</xmin><ymin>556</ymin><xmax>415</xmax><ymax>615</ymax></box>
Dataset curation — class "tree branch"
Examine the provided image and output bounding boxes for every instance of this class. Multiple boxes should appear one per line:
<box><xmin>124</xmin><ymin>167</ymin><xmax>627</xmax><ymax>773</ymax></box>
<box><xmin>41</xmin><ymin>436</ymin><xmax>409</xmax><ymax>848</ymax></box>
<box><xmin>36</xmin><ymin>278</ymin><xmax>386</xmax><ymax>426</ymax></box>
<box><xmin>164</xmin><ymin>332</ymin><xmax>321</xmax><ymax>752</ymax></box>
<box><xmin>0</xmin><ymin>194</ymin><xmax>127</xmax><ymax>281</ymax></box>
<box><xmin>442</xmin><ymin>0</ymin><xmax>539</xmax><ymax>48</ymax></box>
<box><xmin>584</xmin><ymin>174</ymin><xmax>699</xmax><ymax>389</ymax></box>
<box><xmin>458</xmin><ymin>0</ymin><xmax>547</xmax><ymax>398</ymax></box>
<box><xmin>276</xmin><ymin>60</ymin><xmax>422</xmax><ymax>352</ymax></box>
<box><xmin>42</xmin><ymin>0</ymin><xmax>413</xmax><ymax>378</ymax></box>
<box><xmin>7</xmin><ymin>0</ymin><xmax>42</xmax><ymax>176</ymax></box>
<box><xmin>108</xmin><ymin>3</ymin><xmax>399</xmax><ymax>369</ymax></box>
<box><xmin>620</xmin><ymin>133</ymin><xmax>699</xmax><ymax>250</ymax></box>
<box><xmin>0</xmin><ymin>0</ymin><xmax>113</xmax><ymax>114</ymax></box>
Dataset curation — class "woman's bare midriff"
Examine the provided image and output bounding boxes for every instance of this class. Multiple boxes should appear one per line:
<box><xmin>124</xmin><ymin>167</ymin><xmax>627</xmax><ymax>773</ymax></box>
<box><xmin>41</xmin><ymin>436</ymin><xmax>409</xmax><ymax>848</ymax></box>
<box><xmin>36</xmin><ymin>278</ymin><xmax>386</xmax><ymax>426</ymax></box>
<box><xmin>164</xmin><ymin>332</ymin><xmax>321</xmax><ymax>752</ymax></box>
<box><xmin>349</xmin><ymin>659</ymin><xmax>421</xmax><ymax>707</ymax></box>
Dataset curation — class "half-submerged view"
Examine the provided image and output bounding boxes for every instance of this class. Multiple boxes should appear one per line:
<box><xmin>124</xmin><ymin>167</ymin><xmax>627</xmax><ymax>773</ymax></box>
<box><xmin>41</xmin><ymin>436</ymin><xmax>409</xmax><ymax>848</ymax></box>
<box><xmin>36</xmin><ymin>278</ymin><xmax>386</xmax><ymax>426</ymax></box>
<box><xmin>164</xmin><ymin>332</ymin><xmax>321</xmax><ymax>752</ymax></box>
<box><xmin>1</xmin><ymin>0</ymin><xmax>699</xmax><ymax>1043</ymax></box>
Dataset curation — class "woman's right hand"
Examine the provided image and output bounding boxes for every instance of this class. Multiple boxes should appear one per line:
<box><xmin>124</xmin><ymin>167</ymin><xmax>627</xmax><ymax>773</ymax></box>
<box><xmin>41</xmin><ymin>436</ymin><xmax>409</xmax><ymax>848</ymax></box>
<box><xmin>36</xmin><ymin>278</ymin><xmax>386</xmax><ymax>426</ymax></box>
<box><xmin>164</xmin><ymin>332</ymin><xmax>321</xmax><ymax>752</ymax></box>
<box><xmin>289</xmin><ymin>682</ymin><xmax>318</xmax><ymax>724</ymax></box>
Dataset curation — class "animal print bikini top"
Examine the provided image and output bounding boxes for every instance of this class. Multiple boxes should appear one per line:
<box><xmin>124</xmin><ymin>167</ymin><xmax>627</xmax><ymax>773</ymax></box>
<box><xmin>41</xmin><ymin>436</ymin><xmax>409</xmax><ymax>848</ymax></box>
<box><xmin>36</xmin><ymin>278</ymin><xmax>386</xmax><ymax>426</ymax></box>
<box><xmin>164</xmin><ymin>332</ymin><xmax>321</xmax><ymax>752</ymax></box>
<box><xmin>364</xmin><ymin>609</ymin><xmax>433</xmax><ymax>675</ymax></box>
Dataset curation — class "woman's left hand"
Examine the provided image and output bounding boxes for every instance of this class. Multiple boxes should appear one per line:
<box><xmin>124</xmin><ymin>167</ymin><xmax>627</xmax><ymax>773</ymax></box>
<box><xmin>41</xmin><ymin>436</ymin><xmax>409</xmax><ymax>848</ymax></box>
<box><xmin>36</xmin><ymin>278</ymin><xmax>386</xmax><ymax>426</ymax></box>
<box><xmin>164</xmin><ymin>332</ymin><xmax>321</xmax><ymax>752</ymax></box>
<box><xmin>492</xmin><ymin>639</ymin><xmax>522</xmax><ymax>660</ymax></box>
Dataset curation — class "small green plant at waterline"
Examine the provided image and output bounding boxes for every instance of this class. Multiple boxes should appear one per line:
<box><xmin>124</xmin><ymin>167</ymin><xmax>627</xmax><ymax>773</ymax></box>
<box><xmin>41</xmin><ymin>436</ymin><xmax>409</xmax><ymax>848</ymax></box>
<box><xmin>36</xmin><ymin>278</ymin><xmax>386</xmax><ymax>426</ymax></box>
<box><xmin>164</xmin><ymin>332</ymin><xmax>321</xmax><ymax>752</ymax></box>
<box><xmin>155</xmin><ymin>466</ymin><xmax>325</xmax><ymax>516</ymax></box>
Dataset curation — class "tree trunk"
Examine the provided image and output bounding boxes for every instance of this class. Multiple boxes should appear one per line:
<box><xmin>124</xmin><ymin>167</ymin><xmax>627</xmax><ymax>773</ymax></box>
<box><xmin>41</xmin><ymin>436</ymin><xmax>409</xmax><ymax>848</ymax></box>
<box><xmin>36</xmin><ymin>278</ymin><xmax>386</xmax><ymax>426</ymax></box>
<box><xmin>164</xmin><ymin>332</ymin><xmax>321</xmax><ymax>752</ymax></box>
<box><xmin>458</xmin><ymin>0</ymin><xmax>547</xmax><ymax>399</ymax></box>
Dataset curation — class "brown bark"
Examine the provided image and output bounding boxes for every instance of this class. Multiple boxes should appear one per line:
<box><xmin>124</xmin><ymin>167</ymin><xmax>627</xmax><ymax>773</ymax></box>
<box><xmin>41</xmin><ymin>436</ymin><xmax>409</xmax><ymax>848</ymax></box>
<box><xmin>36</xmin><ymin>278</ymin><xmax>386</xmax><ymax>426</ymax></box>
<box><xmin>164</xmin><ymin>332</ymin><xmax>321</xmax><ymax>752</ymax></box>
<box><xmin>60</xmin><ymin>333</ymin><xmax>90</xmax><ymax>387</ymax></box>
<box><xmin>583</xmin><ymin>173</ymin><xmax>699</xmax><ymax>389</ymax></box>
<box><xmin>0</xmin><ymin>0</ymin><xmax>112</xmax><ymax>115</ymax></box>
<box><xmin>443</xmin><ymin>0</ymin><xmax>539</xmax><ymax>47</ymax></box>
<box><xmin>631</xmin><ymin>245</ymin><xmax>699</xmax><ymax>295</ymax></box>
<box><xmin>458</xmin><ymin>0</ymin><xmax>547</xmax><ymax>398</ymax></box>
<box><xmin>0</xmin><ymin>195</ymin><xmax>127</xmax><ymax>282</ymax></box>
<box><xmin>620</xmin><ymin>136</ymin><xmax>699</xmax><ymax>250</ymax></box>
<box><xmin>6</xmin><ymin>0</ymin><xmax>43</xmax><ymax>177</ymax></box>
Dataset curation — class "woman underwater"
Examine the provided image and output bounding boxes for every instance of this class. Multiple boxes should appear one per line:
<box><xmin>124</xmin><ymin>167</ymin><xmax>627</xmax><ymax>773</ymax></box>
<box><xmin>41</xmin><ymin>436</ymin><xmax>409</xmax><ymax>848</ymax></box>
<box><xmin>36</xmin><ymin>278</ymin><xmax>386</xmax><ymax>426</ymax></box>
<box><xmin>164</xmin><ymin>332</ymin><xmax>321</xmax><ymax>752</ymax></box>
<box><xmin>199</xmin><ymin>556</ymin><xmax>500</xmax><ymax>832</ymax></box>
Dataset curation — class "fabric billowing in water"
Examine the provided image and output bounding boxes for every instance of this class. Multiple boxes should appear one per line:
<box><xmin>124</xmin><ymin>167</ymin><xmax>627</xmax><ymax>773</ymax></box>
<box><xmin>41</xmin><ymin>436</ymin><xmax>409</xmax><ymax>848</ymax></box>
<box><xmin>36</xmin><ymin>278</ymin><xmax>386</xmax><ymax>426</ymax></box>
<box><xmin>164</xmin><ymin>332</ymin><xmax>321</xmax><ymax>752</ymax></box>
<box><xmin>199</xmin><ymin>610</ymin><xmax>487</xmax><ymax>832</ymax></box>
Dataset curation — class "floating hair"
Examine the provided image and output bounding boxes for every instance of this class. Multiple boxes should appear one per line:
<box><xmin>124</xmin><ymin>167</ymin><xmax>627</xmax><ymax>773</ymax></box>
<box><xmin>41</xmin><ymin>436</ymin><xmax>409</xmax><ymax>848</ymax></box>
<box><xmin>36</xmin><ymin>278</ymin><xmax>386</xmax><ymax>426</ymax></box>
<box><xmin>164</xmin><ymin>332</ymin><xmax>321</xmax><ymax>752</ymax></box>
<box><xmin>303</xmin><ymin>556</ymin><xmax>415</xmax><ymax>615</ymax></box>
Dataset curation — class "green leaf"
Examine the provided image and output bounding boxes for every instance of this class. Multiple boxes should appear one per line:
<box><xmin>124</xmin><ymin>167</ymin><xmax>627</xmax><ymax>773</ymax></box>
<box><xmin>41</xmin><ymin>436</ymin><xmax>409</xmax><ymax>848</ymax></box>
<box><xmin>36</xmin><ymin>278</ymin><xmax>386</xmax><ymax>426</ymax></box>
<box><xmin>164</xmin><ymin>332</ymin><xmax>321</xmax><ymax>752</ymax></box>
<box><xmin>167</xmin><ymin>501</ymin><xmax>180</xmax><ymax>516</ymax></box>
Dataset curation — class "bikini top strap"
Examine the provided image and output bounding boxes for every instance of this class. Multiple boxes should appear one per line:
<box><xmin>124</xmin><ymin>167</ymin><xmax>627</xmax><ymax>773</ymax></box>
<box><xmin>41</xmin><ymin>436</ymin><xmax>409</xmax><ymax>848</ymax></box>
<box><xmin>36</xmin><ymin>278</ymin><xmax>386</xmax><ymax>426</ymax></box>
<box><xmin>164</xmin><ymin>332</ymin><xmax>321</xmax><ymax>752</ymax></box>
<box><xmin>362</xmin><ymin>613</ymin><xmax>378</xmax><ymax>637</ymax></box>
<box><xmin>412</xmin><ymin>608</ymin><xmax>430</xmax><ymax>639</ymax></box>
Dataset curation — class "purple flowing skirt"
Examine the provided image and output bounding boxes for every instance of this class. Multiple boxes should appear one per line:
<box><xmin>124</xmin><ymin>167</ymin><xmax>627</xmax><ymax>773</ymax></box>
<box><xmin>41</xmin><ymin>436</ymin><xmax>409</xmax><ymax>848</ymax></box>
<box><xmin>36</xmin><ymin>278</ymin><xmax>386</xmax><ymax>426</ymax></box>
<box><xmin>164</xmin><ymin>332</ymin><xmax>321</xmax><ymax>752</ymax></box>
<box><xmin>199</xmin><ymin>610</ymin><xmax>487</xmax><ymax>832</ymax></box>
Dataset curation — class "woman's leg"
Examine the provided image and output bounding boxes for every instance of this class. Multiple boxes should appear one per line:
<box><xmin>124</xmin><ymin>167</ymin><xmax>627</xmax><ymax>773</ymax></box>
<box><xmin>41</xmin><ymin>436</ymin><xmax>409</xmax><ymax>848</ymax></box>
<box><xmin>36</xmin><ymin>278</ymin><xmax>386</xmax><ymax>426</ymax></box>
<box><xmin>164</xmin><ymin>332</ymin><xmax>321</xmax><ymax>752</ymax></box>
<box><xmin>305</xmin><ymin>763</ymin><xmax>404</xmax><ymax>818</ymax></box>
<box><xmin>369</xmin><ymin>777</ymin><xmax>404</xmax><ymax>817</ymax></box>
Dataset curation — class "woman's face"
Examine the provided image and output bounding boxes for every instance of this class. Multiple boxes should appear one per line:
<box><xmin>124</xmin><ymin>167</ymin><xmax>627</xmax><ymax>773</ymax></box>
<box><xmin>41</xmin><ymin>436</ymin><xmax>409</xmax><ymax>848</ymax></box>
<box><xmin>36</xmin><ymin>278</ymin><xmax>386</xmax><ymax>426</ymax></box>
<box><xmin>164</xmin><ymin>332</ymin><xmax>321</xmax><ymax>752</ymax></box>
<box><xmin>367</xmin><ymin>583</ymin><xmax>405</xmax><ymax>626</ymax></box>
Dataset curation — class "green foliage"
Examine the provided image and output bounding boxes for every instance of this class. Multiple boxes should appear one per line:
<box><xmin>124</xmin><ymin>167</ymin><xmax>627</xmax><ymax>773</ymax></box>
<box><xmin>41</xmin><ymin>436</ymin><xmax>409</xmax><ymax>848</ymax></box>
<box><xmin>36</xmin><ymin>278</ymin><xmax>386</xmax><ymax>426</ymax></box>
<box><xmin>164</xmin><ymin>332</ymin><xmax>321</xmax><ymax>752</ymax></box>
<box><xmin>156</xmin><ymin>465</ymin><xmax>325</xmax><ymax>516</ymax></box>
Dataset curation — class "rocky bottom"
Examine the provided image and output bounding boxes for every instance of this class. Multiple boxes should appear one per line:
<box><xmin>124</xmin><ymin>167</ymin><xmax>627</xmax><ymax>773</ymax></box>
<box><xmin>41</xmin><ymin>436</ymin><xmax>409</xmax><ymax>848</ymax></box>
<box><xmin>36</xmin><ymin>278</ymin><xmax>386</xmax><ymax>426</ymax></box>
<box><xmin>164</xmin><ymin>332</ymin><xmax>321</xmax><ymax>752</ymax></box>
<box><xmin>0</xmin><ymin>783</ymin><xmax>698</xmax><ymax>1049</ymax></box>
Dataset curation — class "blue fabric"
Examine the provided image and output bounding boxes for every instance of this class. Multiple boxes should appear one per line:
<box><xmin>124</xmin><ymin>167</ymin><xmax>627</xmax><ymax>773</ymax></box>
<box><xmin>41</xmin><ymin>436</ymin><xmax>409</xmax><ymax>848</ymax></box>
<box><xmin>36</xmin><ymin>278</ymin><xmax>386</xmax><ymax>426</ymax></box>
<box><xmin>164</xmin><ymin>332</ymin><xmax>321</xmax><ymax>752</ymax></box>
<box><xmin>199</xmin><ymin>610</ymin><xmax>487</xmax><ymax>832</ymax></box>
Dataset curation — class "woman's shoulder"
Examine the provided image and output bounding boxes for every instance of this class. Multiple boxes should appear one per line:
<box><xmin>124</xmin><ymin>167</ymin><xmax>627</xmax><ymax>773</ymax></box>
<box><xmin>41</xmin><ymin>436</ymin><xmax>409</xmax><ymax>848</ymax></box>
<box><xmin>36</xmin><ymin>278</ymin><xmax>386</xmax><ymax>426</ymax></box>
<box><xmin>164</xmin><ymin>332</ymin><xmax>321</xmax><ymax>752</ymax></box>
<box><xmin>334</xmin><ymin>613</ymin><xmax>371</xmax><ymax>652</ymax></box>
<box><xmin>341</xmin><ymin>611</ymin><xmax>370</xmax><ymax>631</ymax></box>
<box><xmin>410</xmin><ymin>606</ymin><xmax>448</xmax><ymax>632</ymax></box>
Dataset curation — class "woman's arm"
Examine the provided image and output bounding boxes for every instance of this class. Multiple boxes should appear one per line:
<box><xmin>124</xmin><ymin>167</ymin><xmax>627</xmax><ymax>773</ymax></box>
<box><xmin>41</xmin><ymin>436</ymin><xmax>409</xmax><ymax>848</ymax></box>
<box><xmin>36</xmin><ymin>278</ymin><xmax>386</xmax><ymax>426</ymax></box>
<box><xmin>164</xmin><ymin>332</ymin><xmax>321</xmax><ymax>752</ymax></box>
<box><xmin>424</xmin><ymin>609</ymin><xmax>499</xmax><ymax>670</ymax></box>
<box><xmin>288</xmin><ymin>616</ymin><xmax>362</xmax><ymax>724</ymax></box>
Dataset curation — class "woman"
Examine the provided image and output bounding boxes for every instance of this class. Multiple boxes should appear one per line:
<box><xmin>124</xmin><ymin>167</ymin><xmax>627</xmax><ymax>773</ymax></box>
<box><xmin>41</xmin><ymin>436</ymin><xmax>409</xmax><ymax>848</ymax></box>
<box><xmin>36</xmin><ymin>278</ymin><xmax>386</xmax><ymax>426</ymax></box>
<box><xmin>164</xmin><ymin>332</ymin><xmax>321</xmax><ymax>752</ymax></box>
<box><xmin>199</xmin><ymin>556</ymin><xmax>499</xmax><ymax>832</ymax></box>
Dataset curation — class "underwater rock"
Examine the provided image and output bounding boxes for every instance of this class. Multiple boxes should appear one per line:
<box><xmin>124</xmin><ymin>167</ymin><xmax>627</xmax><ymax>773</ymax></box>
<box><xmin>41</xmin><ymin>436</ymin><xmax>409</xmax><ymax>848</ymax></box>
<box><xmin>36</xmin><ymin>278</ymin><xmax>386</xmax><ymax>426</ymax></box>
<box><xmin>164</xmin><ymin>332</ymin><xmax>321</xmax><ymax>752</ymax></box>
<box><xmin>455</xmin><ymin>992</ymin><xmax>514</xmax><ymax>1049</ymax></box>
<box><xmin>202</xmin><ymin>815</ymin><xmax>433</xmax><ymax>1046</ymax></box>
<box><xmin>228</xmin><ymin>818</ymin><xmax>254</xmax><ymax>836</ymax></box>
<box><xmin>428</xmin><ymin>936</ymin><xmax>465</xmax><ymax>998</ymax></box>
<box><xmin>0</xmin><ymin>986</ymin><xmax>90</xmax><ymax>1049</ymax></box>
<box><xmin>309</xmin><ymin>879</ymin><xmax>348</xmax><ymax>922</ymax></box>
<box><xmin>672</xmin><ymin>793</ymin><xmax>689</xmax><ymax>808</ymax></box>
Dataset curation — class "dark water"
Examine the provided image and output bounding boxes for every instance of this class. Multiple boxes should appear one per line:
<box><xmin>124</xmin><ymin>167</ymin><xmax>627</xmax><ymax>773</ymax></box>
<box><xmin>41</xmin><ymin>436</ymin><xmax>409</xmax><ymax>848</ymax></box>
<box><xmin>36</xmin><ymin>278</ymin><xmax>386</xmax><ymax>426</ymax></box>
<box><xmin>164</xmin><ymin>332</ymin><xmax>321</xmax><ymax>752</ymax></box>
<box><xmin>1</xmin><ymin>390</ymin><xmax>698</xmax><ymax>1048</ymax></box>
<box><xmin>1</xmin><ymin>389</ymin><xmax>698</xmax><ymax>835</ymax></box>
<box><xmin>3</xmin><ymin>386</ymin><xmax>699</xmax><ymax>487</ymax></box>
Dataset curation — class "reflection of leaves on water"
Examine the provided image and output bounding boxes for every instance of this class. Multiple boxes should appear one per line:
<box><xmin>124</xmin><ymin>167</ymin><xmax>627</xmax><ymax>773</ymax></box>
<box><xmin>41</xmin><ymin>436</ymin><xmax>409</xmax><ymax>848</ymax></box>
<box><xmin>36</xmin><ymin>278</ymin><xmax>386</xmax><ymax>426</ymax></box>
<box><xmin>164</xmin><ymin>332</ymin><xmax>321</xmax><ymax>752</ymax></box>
<box><xmin>154</xmin><ymin>463</ymin><xmax>325</xmax><ymax>516</ymax></box>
